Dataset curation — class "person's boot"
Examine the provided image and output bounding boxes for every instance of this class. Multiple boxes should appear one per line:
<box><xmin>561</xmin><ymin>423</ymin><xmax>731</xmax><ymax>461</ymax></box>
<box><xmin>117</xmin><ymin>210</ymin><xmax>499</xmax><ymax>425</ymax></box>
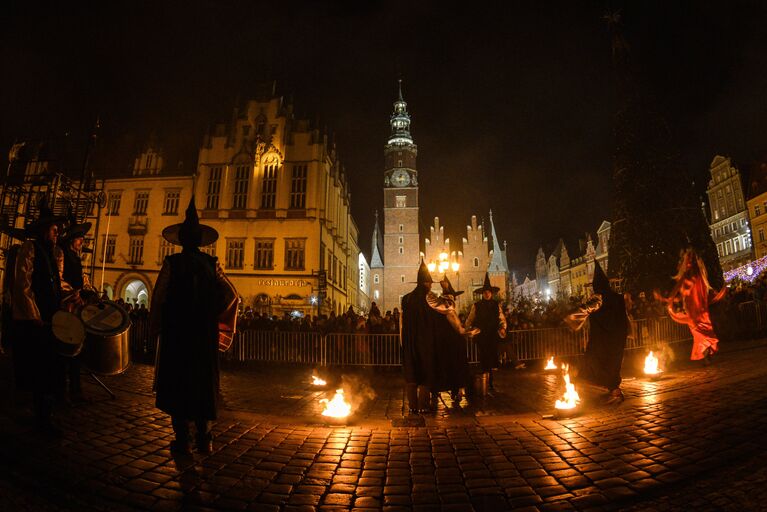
<box><xmin>195</xmin><ymin>420</ymin><xmax>213</xmax><ymax>454</ymax></box>
<box><xmin>406</xmin><ymin>384</ymin><xmax>419</xmax><ymax>414</ymax></box>
<box><xmin>605</xmin><ymin>388</ymin><xmax>625</xmax><ymax>405</ymax></box>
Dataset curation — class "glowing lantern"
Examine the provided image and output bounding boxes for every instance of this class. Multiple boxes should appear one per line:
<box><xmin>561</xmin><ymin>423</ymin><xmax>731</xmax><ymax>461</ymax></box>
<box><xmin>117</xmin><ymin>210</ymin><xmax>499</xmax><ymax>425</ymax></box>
<box><xmin>320</xmin><ymin>389</ymin><xmax>352</xmax><ymax>418</ymax></box>
<box><xmin>554</xmin><ymin>364</ymin><xmax>581</xmax><ymax>410</ymax></box>
<box><xmin>644</xmin><ymin>351</ymin><xmax>661</xmax><ymax>376</ymax></box>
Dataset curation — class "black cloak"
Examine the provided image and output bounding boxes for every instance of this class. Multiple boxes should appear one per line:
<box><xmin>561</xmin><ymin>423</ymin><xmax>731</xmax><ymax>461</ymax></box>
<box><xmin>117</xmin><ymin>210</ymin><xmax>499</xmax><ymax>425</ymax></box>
<box><xmin>401</xmin><ymin>284</ymin><xmax>440</xmax><ymax>388</ymax></box>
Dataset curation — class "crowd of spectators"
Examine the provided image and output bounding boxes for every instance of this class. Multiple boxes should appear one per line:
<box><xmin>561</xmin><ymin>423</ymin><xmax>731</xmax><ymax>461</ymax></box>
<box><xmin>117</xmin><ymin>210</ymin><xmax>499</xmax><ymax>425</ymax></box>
<box><xmin>237</xmin><ymin>303</ymin><xmax>401</xmax><ymax>335</ymax></box>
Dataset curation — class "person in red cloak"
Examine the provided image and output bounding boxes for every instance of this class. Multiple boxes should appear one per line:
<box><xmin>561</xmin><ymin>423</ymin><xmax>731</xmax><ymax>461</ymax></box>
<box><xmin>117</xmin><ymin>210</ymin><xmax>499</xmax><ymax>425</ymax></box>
<box><xmin>657</xmin><ymin>249</ymin><xmax>726</xmax><ymax>363</ymax></box>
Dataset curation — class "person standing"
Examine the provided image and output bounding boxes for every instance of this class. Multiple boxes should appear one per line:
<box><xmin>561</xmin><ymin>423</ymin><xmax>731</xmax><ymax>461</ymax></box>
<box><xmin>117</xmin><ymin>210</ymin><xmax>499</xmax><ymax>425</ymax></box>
<box><xmin>59</xmin><ymin>218</ymin><xmax>93</xmax><ymax>402</ymax></box>
<box><xmin>466</xmin><ymin>273</ymin><xmax>506</xmax><ymax>392</ymax></box>
<box><xmin>565</xmin><ymin>262</ymin><xmax>628</xmax><ymax>404</ymax></box>
<box><xmin>400</xmin><ymin>261</ymin><xmax>440</xmax><ymax>413</ymax></box>
<box><xmin>150</xmin><ymin>197</ymin><xmax>237</xmax><ymax>454</ymax></box>
<box><xmin>13</xmin><ymin>199</ymin><xmax>70</xmax><ymax>435</ymax></box>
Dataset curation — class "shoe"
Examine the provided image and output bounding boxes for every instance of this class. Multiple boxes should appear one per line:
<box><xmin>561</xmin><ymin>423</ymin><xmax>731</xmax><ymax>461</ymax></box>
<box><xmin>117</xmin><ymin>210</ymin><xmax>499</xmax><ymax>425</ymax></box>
<box><xmin>196</xmin><ymin>439</ymin><xmax>213</xmax><ymax>454</ymax></box>
<box><xmin>605</xmin><ymin>389</ymin><xmax>625</xmax><ymax>405</ymax></box>
<box><xmin>170</xmin><ymin>440</ymin><xmax>191</xmax><ymax>454</ymax></box>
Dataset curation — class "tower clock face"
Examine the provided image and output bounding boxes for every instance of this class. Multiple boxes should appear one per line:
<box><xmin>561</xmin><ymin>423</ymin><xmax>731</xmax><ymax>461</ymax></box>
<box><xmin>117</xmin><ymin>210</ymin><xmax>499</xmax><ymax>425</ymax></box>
<box><xmin>391</xmin><ymin>169</ymin><xmax>410</xmax><ymax>187</ymax></box>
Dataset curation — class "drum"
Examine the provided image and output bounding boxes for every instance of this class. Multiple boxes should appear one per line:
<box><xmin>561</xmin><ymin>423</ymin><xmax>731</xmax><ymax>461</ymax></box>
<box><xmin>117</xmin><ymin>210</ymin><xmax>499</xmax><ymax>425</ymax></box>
<box><xmin>52</xmin><ymin>311</ymin><xmax>85</xmax><ymax>357</ymax></box>
<box><xmin>77</xmin><ymin>301</ymin><xmax>131</xmax><ymax>375</ymax></box>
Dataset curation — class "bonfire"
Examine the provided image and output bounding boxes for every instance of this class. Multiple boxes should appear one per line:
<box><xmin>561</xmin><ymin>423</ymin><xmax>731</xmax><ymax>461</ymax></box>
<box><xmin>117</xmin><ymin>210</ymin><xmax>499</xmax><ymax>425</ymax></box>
<box><xmin>320</xmin><ymin>389</ymin><xmax>352</xmax><ymax>418</ymax></box>
<box><xmin>644</xmin><ymin>351</ymin><xmax>661</xmax><ymax>376</ymax></box>
<box><xmin>544</xmin><ymin>356</ymin><xmax>557</xmax><ymax>370</ymax></box>
<box><xmin>311</xmin><ymin>374</ymin><xmax>327</xmax><ymax>386</ymax></box>
<box><xmin>554</xmin><ymin>364</ymin><xmax>581</xmax><ymax>411</ymax></box>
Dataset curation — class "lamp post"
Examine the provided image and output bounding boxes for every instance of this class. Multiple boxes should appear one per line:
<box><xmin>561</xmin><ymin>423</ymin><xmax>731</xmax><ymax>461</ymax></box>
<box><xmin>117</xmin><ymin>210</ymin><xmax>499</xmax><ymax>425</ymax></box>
<box><xmin>427</xmin><ymin>252</ymin><xmax>461</xmax><ymax>308</ymax></box>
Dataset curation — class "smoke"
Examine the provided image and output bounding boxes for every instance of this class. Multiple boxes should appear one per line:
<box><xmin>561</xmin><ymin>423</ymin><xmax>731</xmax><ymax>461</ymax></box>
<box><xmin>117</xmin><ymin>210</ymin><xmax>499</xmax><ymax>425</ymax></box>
<box><xmin>341</xmin><ymin>374</ymin><xmax>376</xmax><ymax>413</ymax></box>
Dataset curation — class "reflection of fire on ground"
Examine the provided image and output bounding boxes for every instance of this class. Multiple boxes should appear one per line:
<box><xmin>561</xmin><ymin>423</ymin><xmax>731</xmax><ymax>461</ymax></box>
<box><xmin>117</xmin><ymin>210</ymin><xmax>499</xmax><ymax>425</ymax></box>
<box><xmin>554</xmin><ymin>364</ymin><xmax>580</xmax><ymax>410</ymax></box>
<box><xmin>545</xmin><ymin>356</ymin><xmax>557</xmax><ymax>370</ymax></box>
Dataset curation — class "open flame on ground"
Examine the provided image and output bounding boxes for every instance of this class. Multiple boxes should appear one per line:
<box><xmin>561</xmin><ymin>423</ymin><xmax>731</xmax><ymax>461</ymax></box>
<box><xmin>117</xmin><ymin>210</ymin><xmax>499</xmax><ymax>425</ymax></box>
<box><xmin>320</xmin><ymin>388</ymin><xmax>352</xmax><ymax>418</ymax></box>
<box><xmin>554</xmin><ymin>364</ymin><xmax>581</xmax><ymax>410</ymax></box>
<box><xmin>545</xmin><ymin>356</ymin><xmax>557</xmax><ymax>370</ymax></box>
<box><xmin>311</xmin><ymin>374</ymin><xmax>327</xmax><ymax>386</ymax></box>
<box><xmin>644</xmin><ymin>351</ymin><xmax>661</xmax><ymax>376</ymax></box>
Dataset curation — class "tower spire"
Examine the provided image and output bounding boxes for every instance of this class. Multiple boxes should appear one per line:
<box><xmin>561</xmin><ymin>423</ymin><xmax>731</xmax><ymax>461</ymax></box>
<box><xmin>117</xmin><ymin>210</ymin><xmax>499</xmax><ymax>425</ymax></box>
<box><xmin>371</xmin><ymin>210</ymin><xmax>384</xmax><ymax>268</ymax></box>
<box><xmin>488</xmin><ymin>209</ymin><xmax>509</xmax><ymax>273</ymax></box>
<box><xmin>388</xmin><ymin>80</ymin><xmax>414</xmax><ymax>146</ymax></box>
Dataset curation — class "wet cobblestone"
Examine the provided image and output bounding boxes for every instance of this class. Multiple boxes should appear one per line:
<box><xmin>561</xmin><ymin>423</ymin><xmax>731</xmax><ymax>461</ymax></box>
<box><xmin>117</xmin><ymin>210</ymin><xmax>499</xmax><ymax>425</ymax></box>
<box><xmin>1</xmin><ymin>338</ymin><xmax>767</xmax><ymax>510</ymax></box>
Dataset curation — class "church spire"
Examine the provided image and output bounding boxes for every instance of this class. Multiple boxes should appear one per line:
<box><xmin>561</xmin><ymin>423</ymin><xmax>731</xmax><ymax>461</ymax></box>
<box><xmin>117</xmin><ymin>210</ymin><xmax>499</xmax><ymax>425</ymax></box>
<box><xmin>388</xmin><ymin>80</ymin><xmax>414</xmax><ymax>146</ymax></box>
<box><xmin>371</xmin><ymin>210</ymin><xmax>384</xmax><ymax>268</ymax></box>
<box><xmin>488</xmin><ymin>209</ymin><xmax>509</xmax><ymax>273</ymax></box>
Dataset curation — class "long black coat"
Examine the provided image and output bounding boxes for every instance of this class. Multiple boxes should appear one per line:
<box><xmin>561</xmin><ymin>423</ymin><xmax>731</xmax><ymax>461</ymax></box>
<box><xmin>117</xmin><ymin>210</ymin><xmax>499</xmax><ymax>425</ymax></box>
<box><xmin>401</xmin><ymin>285</ymin><xmax>440</xmax><ymax>388</ymax></box>
<box><xmin>433</xmin><ymin>313</ymin><xmax>469</xmax><ymax>392</ymax></box>
<box><xmin>153</xmin><ymin>250</ymin><xmax>227</xmax><ymax>420</ymax></box>
<box><xmin>579</xmin><ymin>290</ymin><xmax>628</xmax><ymax>390</ymax></box>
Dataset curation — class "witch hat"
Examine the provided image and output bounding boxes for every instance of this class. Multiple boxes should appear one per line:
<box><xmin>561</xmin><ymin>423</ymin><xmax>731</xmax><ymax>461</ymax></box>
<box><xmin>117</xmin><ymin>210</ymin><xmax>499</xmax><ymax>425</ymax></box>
<box><xmin>416</xmin><ymin>260</ymin><xmax>434</xmax><ymax>285</ymax></box>
<box><xmin>473</xmin><ymin>272</ymin><xmax>500</xmax><ymax>294</ymax></box>
<box><xmin>439</xmin><ymin>275</ymin><xmax>464</xmax><ymax>298</ymax></box>
<box><xmin>162</xmin><ymin>196</ymin><xmax>218</xmax><ymax>247</ymax></box>
<box><xmin>26</xmin><ymin>195</ymin><xmax>66</xmax><ymax>234</ymax></box>
<box><xmin>61</xmin><ymin>206</ymin><xmax>92</xmax><ymax>243</ymax></box>
<box><xmin>592</xmin><ymin>261</ymin><xmax>610</xmax><ymax>294</ymax></box>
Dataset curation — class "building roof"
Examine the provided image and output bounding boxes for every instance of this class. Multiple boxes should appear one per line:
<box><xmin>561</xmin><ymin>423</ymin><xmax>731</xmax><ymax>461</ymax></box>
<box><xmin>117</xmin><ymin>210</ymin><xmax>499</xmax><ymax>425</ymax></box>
<box><xmin>487</xmin><ymin>210</ymin><xmax>509</xmax><ymax>273</ymax></box>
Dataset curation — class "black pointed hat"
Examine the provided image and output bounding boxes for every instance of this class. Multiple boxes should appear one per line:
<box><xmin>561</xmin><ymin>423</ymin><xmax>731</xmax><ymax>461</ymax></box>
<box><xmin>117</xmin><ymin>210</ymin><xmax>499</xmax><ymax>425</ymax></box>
<box><xmin>416</xmin><ymin>260</ymin><xmax>434</xmax><ymax>285</ymax></box>
<box><xmin>592</xmin><ymin>261</ymin><xmax>610</xmax><ymax>294</ymax></box>
<box><xmin>26</xmin><ymin>195</ymin><xmax>66</xmax><ymax>234</ymax></box>
<box><xmin>162</xmin><ymin>196</ymin><xmax>218</xmax><ymax>247</ymax></box>
<box><xmin>61</xmin><ymin>207</ymin><xmax>92</xmax><ymax>242</ymax></box>
<box><xmin>439</xmin><ymin>275</ymin><xmax>464</xmax><ymax>298</ymax></box>
<box><xmin>473</xmin><ymin>272</ymin><xmax>500</xmax><ymax>294</ymax></box>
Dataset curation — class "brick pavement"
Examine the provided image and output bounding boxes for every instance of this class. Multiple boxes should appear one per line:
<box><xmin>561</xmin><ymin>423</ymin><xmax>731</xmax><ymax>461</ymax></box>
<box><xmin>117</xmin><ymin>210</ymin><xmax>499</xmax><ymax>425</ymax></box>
<box><xmin>1</xmin><ymin>338</ymin><xmax>767</xmax><ymax>511</ymax></box>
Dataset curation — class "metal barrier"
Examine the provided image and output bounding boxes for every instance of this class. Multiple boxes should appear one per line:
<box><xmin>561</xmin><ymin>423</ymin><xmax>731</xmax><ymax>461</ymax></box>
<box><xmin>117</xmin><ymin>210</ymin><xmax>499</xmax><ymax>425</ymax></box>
<box><xmin>128</xmin><ymin>316</ymin><xmax>697</xmax><ymax>366</ymax></box>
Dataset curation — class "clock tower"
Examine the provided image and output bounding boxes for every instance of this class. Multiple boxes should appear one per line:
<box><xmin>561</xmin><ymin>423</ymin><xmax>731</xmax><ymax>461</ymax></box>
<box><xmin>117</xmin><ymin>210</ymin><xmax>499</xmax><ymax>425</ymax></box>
<box><xmin>382</xmin><ymin>81</ymin><xmax>420</xmax><ymax>312</ymax></box>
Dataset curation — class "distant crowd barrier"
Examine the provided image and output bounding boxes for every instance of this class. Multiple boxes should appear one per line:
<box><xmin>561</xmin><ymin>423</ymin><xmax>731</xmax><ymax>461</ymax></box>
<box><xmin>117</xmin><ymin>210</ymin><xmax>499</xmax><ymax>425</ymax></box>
<box><xmin>129</xmin><ymin>315</ymin><xmax>698</xmax><ymax>366</ymax></box>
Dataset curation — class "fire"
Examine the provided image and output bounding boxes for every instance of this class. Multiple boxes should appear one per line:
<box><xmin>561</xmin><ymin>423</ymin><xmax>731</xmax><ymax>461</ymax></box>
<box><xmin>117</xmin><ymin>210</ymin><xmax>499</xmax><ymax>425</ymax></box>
<box><xmin>320</xmin><ymin>388</ymin><xmax>352</xmax><ymax>418</ymax></box>
<box><xmin>554</xmin><ymin>364</ymin><xmax>581</xmax><ymax>410</ymax></box>
<box><xmin>311</xmin><ymin>375</ymin><xmax>327</xmax><ymax>386</ymax></box>
<box><xmin>644</xmin><ymin>351</ymin><xmax>661</xmax><ymax>375</ymax></box>
<box><xmin>545</xmin><ymin>356</ymin><xmax>557</xmax><ymax>370</ymax></box>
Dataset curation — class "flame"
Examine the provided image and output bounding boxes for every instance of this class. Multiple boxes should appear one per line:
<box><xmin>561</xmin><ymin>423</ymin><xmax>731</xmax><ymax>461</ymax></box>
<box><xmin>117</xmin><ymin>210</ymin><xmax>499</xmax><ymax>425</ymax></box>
<box><xmin>320</xmin><ymin>388</ymin><xmax>352</xmax><ymax>418</ymax></box>
<box><xmin>554</xmin><ymin>364</ymin><xmax>581</xmax><ymax>410</ymax></box>
<box><xmin>545</xmin><ymin>356</ymin><xmax>557</xmax><ymax>370</ymax></box>
<box><xmin>644</xmin><ymin>351</ymin><xmax>661</xmax><ymax>375</ymax></box>
<box><xmin>312</xmin><ymin>375</ymin><xmax>327</xmax><ymax>386</ymax></box>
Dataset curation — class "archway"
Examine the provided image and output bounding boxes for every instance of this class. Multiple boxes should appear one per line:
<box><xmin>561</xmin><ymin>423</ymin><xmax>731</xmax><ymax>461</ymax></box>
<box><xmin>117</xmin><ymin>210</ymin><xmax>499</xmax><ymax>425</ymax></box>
<box><xmin>123</xmin><ymin>279</ymin><xmax>149</xmax><ymax>307</ymax></box>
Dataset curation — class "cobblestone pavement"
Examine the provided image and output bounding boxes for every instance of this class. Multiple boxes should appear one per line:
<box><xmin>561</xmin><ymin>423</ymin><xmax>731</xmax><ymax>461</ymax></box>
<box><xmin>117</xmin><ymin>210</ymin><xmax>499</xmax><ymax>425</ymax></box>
<box><xmin>1</xmin><ymin>338</ymin><xmax>767</xmax><ymax>511</ymax></box>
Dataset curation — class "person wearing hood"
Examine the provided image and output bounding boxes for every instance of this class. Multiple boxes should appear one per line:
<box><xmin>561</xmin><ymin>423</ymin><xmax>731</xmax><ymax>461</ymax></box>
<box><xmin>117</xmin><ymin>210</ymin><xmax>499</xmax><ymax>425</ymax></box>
<box><xmin>12</xmin><ymin>198</ymin><xmax>73</xmax><ymax>435</ymax></box>
<box><xmin>428</xmin><ymin>275</ymin><xmax>478</xmax><ymax>403</ymax></box>
<box><xmin>400</xmin><ymin>261</ymin><xmax>441</xmax><ymax>413</ymax></box>
<box><xmin>465</xmin><ymin>273</ymin><xmax>507</xmax><ymax>392</ymax></box>
<box><xmin>150</xmin><ymin>197</ymin><xmax>238</xmax><ymax>454</ymax></box>
<box><xmin>565</xmin><ymin>261</ymin><xmax>628</xmax><ymax>404</ymax></box>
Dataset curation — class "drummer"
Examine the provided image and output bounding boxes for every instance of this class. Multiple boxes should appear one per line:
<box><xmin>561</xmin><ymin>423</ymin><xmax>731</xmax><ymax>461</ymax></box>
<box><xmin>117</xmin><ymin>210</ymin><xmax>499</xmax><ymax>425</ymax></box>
<box><xmin>59</xmin><ymin>216</ymin><xmax>94</xmax><ymax>402</ymax></box>
<box><xmin>13</xmin><ymin>198</ymin><xmax>72</xmax><ymax>436</ymax></box>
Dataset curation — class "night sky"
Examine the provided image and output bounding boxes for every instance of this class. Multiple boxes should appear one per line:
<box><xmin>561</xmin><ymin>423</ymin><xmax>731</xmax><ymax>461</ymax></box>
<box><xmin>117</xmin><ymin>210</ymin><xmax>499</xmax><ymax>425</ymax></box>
<box><xmin>2</xmin><ymin>1</ymin><xmax>766</xmax><ymax>277</ymax></box>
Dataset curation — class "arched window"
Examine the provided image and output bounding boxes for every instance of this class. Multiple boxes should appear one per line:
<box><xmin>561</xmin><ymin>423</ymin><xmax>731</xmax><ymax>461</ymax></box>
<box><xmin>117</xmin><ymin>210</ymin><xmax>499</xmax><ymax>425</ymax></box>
<box><xmin>473</xmin><ymin>257</ymin><xmax>479</xmax><ymax>267</ymax></box>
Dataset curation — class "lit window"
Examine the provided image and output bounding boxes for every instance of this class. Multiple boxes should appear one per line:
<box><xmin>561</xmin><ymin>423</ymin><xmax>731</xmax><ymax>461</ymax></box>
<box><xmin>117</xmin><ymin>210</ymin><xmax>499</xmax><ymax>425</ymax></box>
<box><xmin>374</xmin><ymin>290</ymin><xmax>379</xmax><ymax>299</ymax></box>
<box><xmin>226</xmin><ymin>239</ymin><xmax>245</xmax><ymax>269</ymax></box>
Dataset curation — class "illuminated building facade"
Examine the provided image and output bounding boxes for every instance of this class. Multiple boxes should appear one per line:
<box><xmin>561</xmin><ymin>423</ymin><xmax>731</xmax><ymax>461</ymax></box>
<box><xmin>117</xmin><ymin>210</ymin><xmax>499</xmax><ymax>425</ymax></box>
<box><xmin>706</xmin><ymin>155</ymin><xmax>753</xmax><ymax>270</ymax></box>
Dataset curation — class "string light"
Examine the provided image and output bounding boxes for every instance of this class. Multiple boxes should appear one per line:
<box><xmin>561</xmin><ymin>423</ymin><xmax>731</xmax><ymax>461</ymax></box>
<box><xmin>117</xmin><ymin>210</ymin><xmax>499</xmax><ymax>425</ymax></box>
<box><xmin>723</xmin><ymin>255</ymin><xmax>767</xmax><ymax>283</ymax></box>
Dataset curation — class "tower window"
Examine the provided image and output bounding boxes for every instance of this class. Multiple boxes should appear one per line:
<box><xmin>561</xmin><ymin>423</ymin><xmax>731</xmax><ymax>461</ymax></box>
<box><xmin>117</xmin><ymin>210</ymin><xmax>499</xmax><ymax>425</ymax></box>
<box><xmin>374</xmin><ymin>274</ymin><xmax>379</xmax><ymax>284</ymax></box>
<box><xmin>474</xmin><ymin>257</ymin><xmax>479</xmax><ymax>267</ymax></box>
<box><xmin>398</xmin><ymin>160</ymin><xmax>402</xmax><ymax>167</ymax></box>
<box><xmin>399</xmin><ymin>224</ymin><xmax>404</xmax><ymax>232</ymax></box>
<box><xmin>399</xmin><ymin>236</ymin><xmax>403</xmax><ymax>244</ymax></box>
<box><xmin>399</xmin><ymin>247</ymin><xmax>404</xmax><ymax>254</ymax></box>
<box><xmin>401</xmin><ymin>275</ymin><xmax>405</xmax><ymax>283</ymax></box>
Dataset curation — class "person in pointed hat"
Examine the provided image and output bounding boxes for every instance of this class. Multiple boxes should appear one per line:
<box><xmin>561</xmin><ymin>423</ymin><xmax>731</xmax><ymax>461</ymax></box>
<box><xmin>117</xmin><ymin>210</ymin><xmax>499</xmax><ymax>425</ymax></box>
<box><xmin>12</xmin><ymin>196</ymin><xmax>72</xmax><ymax>435</ymax></box>
<box><xmin>400</xmin><ymin>260</ymin><xmax>441</xmax><ymax>413</ymax></box>
<box><xmin>427</xmin><ymin>275</ymin><xmax>477</xmax><ymax>403</ymax></box>
<box><xmin>565</xmin><ymin>261</ymin><xmax>628</xmax><ymax>404</ymax></box>
<box><xmin>465</xmin><ymin>272</ymin><xmax>507</xmax><ymax>392</ymax></box>
<box><xmin>150</xmin><ymin>196</ymin><xmax>238</xmax><ymax>454</ymax></box>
